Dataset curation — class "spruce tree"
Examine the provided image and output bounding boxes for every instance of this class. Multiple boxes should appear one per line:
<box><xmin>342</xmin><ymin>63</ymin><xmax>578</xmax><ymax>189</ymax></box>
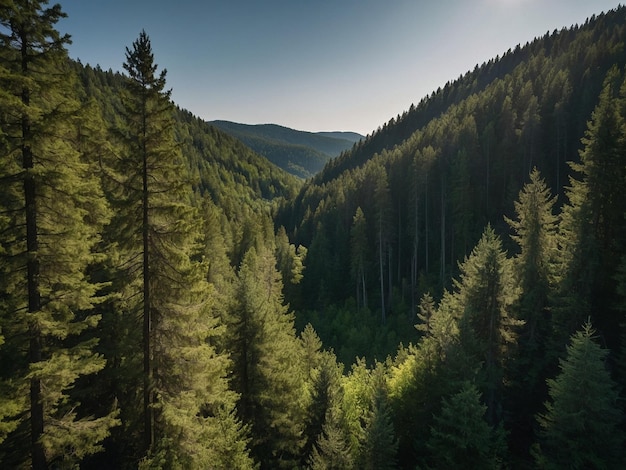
<box><xmin>533</xmin><ymin>322</ymin><xmax>624</xmax><ymax>469</ymax></box>
<box><xmin>553</xmin><ymin>66</ymin><xmax>626</xmax><ymax>350</ymax></box>
<box><xmin>110</xmin><ymin>31</ymin><xmax>251</xmax><ymax>467</ymax></box>
<box><xmin>350</xmin><ymin>207</ymin><xmax>369</xmax><ymax>311</ymax></box>
<box><xmin>0</xmin><ymin>1</ymin><xmax>118</xmax><ymax>467</ymax></box>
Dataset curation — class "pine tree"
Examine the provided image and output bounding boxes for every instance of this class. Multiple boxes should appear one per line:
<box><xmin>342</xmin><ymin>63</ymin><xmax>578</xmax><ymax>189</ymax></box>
<box><xmin>372</xmin><ymin>164</ymin><xmax>392</xmax><ymax>323</ymax></box>
<box><xmin>110</xmin><ymin>31</ymin><xmax>251</xmax><ymax>467</ymax></box>
<box><xmin>553</xmin><ymin>66</ymin><xmax>626</xmax><ymax>350</ymax></box>
<box><xmin>0</xmin><ymin>1</ymin><xmax>118</xmax><ymax>467</ymax></box>
<box><xmin>533</xmin><ymin>322</ymin><xmax>624</xmax><ymax>469</ymax></box>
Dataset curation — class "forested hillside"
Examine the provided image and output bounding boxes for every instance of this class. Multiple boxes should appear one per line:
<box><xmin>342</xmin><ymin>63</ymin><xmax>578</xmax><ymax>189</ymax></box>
<box><xmin>1</xmin><ymin>1</ymin><xmax>625</xmax><ymax>469</ymax></box>
<box><xmin>211</xmin><ymin>120</ymin><xmax>362</xmax><ymax>179</ymax></box>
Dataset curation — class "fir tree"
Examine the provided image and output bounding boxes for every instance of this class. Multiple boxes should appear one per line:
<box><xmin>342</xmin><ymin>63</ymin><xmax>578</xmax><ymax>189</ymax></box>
<box><xmin>305</xmin><ymin>352</ymin><xmax>353</xmax><ymax>470</ymax></box>
<box><xmin>0</xmin><ymin>1</ymin><xmax>118</xmax><ymax>467</ymax></box>
<box><xmin>350</xmin><ymin>207</ymin><xmax>369</xmax><ymax>311</ymax></box>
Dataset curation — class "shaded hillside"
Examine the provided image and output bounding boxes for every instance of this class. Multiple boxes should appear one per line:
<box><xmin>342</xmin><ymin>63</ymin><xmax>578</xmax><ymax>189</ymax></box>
<box><xmin>279</xmin><ymin>5</ymin><xmax>626</xmax><ymax>353</ymax></box>
<box><xmin>314</xmin><ymin>9</ymin><xmax>624</xmax><ymax>187</ymax></box>
<box><xmin>316</xmin><ymin>131</ymin><xmax>363</xmax><ymax>142</ymax></box>
<box><xmin>211</xmin><ymin>120</ymin><xmax>362</xmax><ymax>178</ymax></box>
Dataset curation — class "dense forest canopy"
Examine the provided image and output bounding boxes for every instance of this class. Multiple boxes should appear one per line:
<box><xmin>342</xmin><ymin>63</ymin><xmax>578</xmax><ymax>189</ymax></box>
<box><xmin>1</xmin><ymin>1</ymin><xmax>626</xmax><ymax>469</ymax></box>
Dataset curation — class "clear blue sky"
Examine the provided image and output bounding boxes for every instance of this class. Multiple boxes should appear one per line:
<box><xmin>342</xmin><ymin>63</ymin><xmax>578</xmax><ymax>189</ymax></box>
<box><xmin>58</xmin><ymin>0</ymin><xmax>620</xmax><ymax>135</ymax></box>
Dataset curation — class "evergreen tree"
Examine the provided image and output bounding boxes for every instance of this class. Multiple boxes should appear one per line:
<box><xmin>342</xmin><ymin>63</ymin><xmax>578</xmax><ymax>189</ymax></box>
<box><xmin>455</xmin><ymin>225</ymin><xmax>521</xmax><ymax>425</ymax></box>
<box><xmin>110</xmin><ymin>31</ymin><xmax>251</xmax><ymax>467</ymax></box>
<box><xmin>533</xmin><ymin>322</ymin><xmax>624</xmax><ymax>469</ymax></box>
<box><xmin>427</xmin><ymin>382</ymin><xmax>506</xmax><ymax>469</ymax></box>
<box><xmin>228</xmin><ymin>245</ymin><xmax>304</xmax><ymax>468</ymax></box>
<box><xmin>305</xmin><ymin>352</ymin><xmax>353</xmax><ymax>470</ymax></box>
<box><xmin>505</xmin><ymin>168</ymin><xmax>558</xmax><ymax>458</ymax></box>
<box><xmin>358</xmin><ymin>364</ymin><xmax>398</xmax><ymax>470</ymax></box>
<box><xmin>0</xmin><ymin>1</ymin><xmax>118</xmax><ymax>467</ymax></box>
<box><xmin>552</xmin><ymin>66</ymin><xmax>626</xmax><ymax>351</ymax></box>
<box><xmin>372</xmin><ymin>164</ymin><xmax>392</xmax><ymax>323</ymax></box>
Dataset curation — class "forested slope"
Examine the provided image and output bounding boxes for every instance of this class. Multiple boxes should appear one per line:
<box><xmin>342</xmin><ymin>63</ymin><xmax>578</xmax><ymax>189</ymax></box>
<box><xmin>279</xmin><ymin>5</ymin><xmax>626</xmax><ymax>322</ymax></box>
<box><xmin>277</xmin><ymin>7</ymin><xmax>626</xmax><ymax>465</ymax></box>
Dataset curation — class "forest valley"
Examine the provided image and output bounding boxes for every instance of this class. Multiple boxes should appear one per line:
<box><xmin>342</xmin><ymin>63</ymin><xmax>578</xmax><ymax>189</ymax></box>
<box><xmin>1</xmin><ymin>1</ymin><xmax>626</xmax><ymax>469</ymax></box>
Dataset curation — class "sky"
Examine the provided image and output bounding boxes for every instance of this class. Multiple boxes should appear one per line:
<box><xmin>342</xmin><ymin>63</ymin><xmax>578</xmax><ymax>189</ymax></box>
<box><xmin>57</xmin><ymin>0</ymin><xmax>621</xmax><ymax>136</ymax></box>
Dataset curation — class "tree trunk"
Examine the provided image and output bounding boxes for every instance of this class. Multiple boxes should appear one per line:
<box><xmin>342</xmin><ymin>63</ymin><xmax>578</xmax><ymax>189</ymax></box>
<box><xmin>440</xmin><ymin>171</ymin><xmax>446</xmax><ymax>285</ymax></box>
<box><xmin>379</xmin><ymin>222</ymin><xmax>386</xmax><ymax>324</ymax></box>
<box><xmin>142</xmin><ymin>113</ymin><xmax>153</xmax><ymax>452</ymax></box>
<box><xmin>21</xmin><ymin>31</ymin><xmax>47</xmax><ymax>470</ymax></box>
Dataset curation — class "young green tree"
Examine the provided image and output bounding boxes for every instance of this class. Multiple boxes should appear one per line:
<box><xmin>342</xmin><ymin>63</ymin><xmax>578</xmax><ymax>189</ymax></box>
<box><xmin>533</xmin><ymin>322</ymin><xmax>624</xmax><ymax>469</ymax></box>
<box><xmin>305</xmin><ymin>352</ymin><xmax>353</xmax><ymax>470</ymax></box>
<box><xmin>110</xmin><ymin>31</ymin><xmax>252</xmax><ymax>467</ymax></box>
<box><xmin>358</xmin><ymin>364</ymin><xmax>398</xmax><ymax>470</ymax></box>
<box><xmin>427</xmin><ymin>382</ymin><xmax>506</xmax><ymax>469</ymax></box>
<box><xmin>0</xmin><ymin>1</ymin><xmax>118</xmax><ymax>467</ymax></box>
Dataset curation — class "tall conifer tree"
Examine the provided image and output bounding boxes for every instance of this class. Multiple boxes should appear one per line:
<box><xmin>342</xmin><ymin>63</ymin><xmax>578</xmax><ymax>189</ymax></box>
<box><xmin>455</xmin><ymin>226</ymin><xmax>521</xmax><ymax>425</ymax></box>
<box><xmin>0</xmin><ymin>1</ymin><xmax>118</xmax><ymax>467</ymax></box>
<box><xmin>505</xmin><ymin>169</ymin><xmax>558</xmax><ymax>457</ymax></box>
<box><xmin>227</xmin><ymin>245</ymin><xmax>305</xmax><ymax>468</ymax></box>
<box><xmin>112</xmin><ymin>31</ymin><xmax>251</xmax><ymax>467</ymax></box>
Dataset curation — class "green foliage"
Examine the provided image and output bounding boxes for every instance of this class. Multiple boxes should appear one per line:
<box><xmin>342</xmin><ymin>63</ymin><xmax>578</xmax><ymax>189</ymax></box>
<box><xmin>505</xmin><ymin>169</ymin><xmax>559</xmax><ymax>458</ymax></box>
<box><xmin>101</xmin><ymin>30</ymin><xmax>252</xmax><ymax>468</ymax></box>
<box><xmin>533</xmin><ymin>322</ymin><xmax>624</xmax><ymax>469</ymax></box>
<box><xmin>427</xmin><ymin>382</ymin><xmax>506</xmax><ymax>469</ymax></box>
<box><xmin>455</xmin><ymin>225</ymin><xmax>522</xmax><ymax>424</ymax></box>
<box><xmin>3</xmin><ymin>4</ymin><xmax>626</xmax><ymax>469</ymax></box>
<box><xmin>305</xmin><ymin>352</ymin><xmax>353</xmax><ymax>469</ymax></box>
<box><xmin>227</xmin><ymin>245</ymin><xmax>305</xmax><ymax>468</ymax></box>
<box><xmin>0</xmin><ymin>1</ymin><xmax>119</xmax><ymax>466</ymax></box>
<box><xmin>358</xmin><ymin>365</ymin><xmax>398</xmax><ymax>470</ymax></box>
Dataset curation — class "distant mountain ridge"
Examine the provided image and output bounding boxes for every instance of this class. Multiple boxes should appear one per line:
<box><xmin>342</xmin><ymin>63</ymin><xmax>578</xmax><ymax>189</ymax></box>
<box><xmin>210</xmin><ymin>120</ymin><xmax>363</xmax><ymax>178</ymax></box>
